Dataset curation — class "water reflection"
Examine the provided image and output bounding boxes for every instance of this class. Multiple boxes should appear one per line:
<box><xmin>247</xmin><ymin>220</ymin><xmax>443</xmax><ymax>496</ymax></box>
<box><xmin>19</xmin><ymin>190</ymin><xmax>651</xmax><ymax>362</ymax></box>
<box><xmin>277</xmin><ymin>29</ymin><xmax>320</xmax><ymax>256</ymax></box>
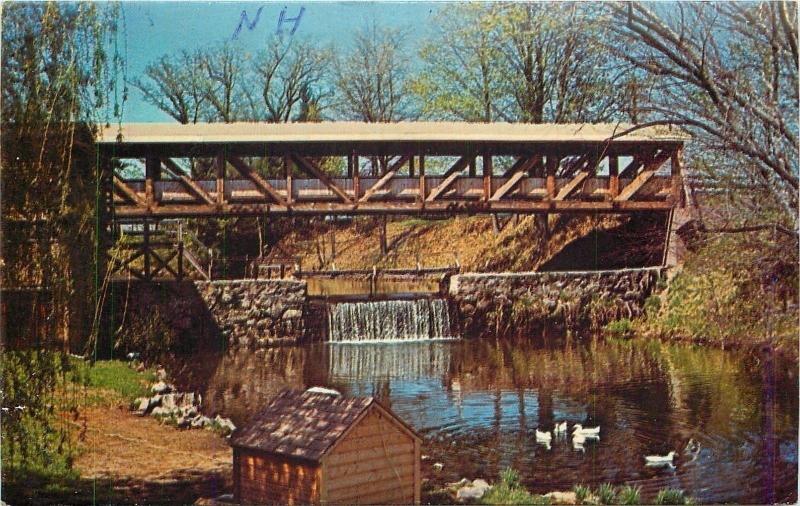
<box><xmin>172</xmin><ymin>338</ymin><xmax>798</xmax><ymax>504</ymax></box>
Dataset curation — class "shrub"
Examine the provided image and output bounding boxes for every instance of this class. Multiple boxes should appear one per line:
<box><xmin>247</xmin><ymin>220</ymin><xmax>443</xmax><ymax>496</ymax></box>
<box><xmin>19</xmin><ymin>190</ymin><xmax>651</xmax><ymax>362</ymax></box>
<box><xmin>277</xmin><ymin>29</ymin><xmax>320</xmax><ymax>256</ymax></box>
<box><xmin>616</xmin><ymin>485</ymin><xmax>641</xmax><ymax>505</ymax></box>
<box><xmin>597</xmin><ymin>483</ymin><xmax>617</xmax><ymax>505</ymax></box>
<box><xmin>573</xmin><ymin>484</ymin><xmax>591</xmax><ymax>504</ymax></box>
<box><xmin>654</xmin><ymin>488</ymin><xmax>689</xmax><ymax>505</ymax></box>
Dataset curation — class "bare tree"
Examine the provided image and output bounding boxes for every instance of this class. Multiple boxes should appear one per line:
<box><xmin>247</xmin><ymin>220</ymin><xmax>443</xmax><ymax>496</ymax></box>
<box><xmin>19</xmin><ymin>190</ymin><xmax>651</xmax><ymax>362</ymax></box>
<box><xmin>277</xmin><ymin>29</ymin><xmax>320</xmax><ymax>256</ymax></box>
<box><xmin>607</xmin><ymin>2</ymin><xmax>798</xmax><ymax>233</ymax></box>
<box><xmin>247</xmin><ymin>37</ymin><xmax>331</xmax><ymax>122</ymax></box>
<box><xmin>134</xmin><ymin>50</ymin><xmax>207</xmax><ymax>124</ymax></box>
<box><xmin>197</xmin><ymin>43</ymin><xmax>248</xmax><ymax>123</ymax></box>
<box><xmin>333</xmin><ymin>23</ymin><xmax>414</xmax><ymax>123</ymax></box>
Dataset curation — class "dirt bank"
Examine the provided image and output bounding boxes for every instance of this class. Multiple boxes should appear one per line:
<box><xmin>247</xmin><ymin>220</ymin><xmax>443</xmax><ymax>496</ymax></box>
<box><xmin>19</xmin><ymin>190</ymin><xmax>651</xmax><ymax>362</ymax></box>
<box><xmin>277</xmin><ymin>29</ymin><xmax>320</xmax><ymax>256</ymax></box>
<box><xmin>74</xmin><ymin>407</ymin><xmax>232</xmax><ymax>504</ymax></box>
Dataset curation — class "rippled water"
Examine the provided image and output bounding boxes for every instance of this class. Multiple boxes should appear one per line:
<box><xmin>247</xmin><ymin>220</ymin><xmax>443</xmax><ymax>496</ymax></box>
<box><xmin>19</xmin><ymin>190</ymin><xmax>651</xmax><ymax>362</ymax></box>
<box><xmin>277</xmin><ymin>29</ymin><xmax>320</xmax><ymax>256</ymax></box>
<box><xmin>171</xmin><ymin>338</ymin><xmax>798</xmax><ymax>504</ymax></box>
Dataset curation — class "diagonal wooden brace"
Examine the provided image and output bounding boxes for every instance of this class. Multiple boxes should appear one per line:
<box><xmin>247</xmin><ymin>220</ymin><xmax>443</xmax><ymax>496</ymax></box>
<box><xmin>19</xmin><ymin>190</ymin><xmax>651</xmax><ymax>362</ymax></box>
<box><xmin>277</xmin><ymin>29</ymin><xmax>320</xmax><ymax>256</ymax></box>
<box><xmin>162</xmin><ymin>159</ymin><xmax>216</xmax><ymax>206</ymax></box>
<box><xmin>229</xmin><ymin>156</ymin><xmax>288</xmax><ymax>206</ymax></box>
<box><xmin>425</xmin><ymin>156</ymin><xmax>470</xmax><ymax>202</ymax></box>
<box><xmin>555</xmin><ymin>171</ymin><xmax>590</xmax><ymax>200</ymax></box>
<box><xmin>359</xmin><ymin>155</ymin><xmax>411</xmax><ymax>202</ymax></box>
<box><xmin>113</xmin><ymin>176</ymin><xmax>147</xmax><ymax>208</ymax></box>
<box><xmin>291</xmin><ymin>154</ymin><xmax>354</xmax><ymax>204</ymax></box>
<box><xmin>491</xmin><ymin>157</ymin><xmax>539</xmax><ymax>201</ymax></box>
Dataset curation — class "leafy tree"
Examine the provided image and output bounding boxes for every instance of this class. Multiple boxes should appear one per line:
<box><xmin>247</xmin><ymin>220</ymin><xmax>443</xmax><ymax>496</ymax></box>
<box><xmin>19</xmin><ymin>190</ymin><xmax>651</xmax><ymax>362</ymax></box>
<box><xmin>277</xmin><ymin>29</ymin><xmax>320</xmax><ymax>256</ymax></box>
<box><xmin>2</xmin><ymin>1</ymin><xmax>125</xmax><ymax>348</ymax></box>
<box><xmin>1</xmin><ymin>0</ymin><xmax>125</xmax><ymax>488</ymax></box>
<box><xmin>413</xmin><ymin>3</ymin><xmax>629</xmax><ymax>123</ymax></box>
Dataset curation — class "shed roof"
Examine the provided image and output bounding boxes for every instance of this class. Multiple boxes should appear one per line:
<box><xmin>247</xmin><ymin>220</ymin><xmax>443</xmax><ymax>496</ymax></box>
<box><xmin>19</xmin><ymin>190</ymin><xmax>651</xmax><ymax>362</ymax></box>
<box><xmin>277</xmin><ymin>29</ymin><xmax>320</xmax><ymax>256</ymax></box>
<box><xmin>97</xmin><ymin>121</ymin><xmax>689</xmax><ymax>145</ymax></box>
<box><xmin>230</xmin><ymin>389</ymin><xmax>418</xmax><ymax>462</ymax></box>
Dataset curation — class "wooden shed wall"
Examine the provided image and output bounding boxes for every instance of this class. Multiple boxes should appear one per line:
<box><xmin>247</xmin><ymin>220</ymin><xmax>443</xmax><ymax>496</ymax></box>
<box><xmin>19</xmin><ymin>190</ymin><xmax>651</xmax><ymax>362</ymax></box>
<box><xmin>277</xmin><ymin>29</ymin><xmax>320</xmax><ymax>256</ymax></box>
<box><xmin>322</xmin><ymin>407</ymin><xmax>419</xmax><ymax>504</ymax></box>
<box><xmin>234</xmin><ymin>447</ymin><xmax>321</xmax><ymax>505</ymax></box>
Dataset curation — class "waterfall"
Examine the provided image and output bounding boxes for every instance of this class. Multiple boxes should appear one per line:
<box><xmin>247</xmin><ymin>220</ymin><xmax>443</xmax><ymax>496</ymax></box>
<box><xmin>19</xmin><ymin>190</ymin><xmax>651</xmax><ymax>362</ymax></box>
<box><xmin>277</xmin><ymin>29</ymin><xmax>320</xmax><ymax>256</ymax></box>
<box><xmin>327</xmin><ymin>298</ymin><xmax>454</xmax><ymax>342</ymax></box>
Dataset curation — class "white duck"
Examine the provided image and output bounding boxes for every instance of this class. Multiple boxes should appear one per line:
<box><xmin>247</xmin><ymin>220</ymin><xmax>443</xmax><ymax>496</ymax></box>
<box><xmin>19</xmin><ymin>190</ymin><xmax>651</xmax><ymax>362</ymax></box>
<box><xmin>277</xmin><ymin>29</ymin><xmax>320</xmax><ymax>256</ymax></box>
<box><xmin>534</xmin><ymin>429</ymin><xmax>552</xmax><ymax>450</ymax></box>
<box><xmin>572</xmin><ymin>424</ymin><xmax>600</xmax><ymax>438</ymax></box>
<box><xmin>553</xmin><ymin>421</ymin><xmax>568</xmax><ymax>435</ymax></box>
<box><xmin>572</xmin><ymin>433</ymin><xmax>586</xmax><ymax>452</ymax></box>
<box><xmin>645</xmin><ymin>451</ymin><xmax>676</xmax><ymax>464</ymax></box>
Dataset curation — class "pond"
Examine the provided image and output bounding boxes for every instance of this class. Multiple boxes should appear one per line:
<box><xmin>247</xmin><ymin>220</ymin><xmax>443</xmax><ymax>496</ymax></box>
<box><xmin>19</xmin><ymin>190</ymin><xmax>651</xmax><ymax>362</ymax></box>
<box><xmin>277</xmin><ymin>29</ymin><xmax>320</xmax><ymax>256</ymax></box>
<box><xmin>170</xmin><ymin>337</ymin><xmax>798</xmax><ymax>504</ymax></box>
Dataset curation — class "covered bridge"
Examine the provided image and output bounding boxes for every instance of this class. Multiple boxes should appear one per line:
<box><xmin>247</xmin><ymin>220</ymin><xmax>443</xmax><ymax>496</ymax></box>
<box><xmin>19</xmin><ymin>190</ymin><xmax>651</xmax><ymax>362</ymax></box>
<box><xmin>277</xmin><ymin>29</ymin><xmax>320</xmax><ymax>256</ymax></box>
<box><xmin>230</xmin><ymin>388</ymin><xmax>422</xmax><ymax>505</ymax></box>
<box><xmin>98</xmin><ymin>121</ymin><xmax>688</xmax><ymax>218</ymax></box>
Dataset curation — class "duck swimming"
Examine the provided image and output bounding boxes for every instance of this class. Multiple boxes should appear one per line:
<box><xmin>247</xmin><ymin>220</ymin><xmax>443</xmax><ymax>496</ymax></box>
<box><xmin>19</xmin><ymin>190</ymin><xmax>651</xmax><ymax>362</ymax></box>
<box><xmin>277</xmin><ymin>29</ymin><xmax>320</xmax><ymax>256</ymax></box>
<box><xmin>645</xmin><ymin>451</ymin><xmax>676</xmax><ymax>464</ymax></box>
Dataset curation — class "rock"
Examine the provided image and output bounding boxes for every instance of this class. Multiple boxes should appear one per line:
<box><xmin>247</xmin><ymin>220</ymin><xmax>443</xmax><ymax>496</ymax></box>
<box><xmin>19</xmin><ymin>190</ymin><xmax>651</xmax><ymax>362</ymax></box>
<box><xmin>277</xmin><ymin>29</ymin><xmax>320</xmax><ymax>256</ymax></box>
<box><xmin>544</xmin><ymin>491</ymin><xmax>577</xmax><ymax>504</ymax></box>
<box><xmin>181</xmin><ymin>405</ymin><xmax>198</xmax><ymax>419</ymax></box>
<box><xmin>456</xmin><ymin>479</ymin><xmax>492</xmax><ymax>501</ymax></box>
<box><xmin>447</xmin><ymin>478</ymin><xmax>470</xmax><ymax>489</ymax></box>
<box><xmin>158</xmin><ymin>393</ymin><xmax>173</xmax><ymax>409</ymax></box>
<box><xmin>191</xmin><ymin>415</ymin><xmax>211</xmax><ymax>428</ymax></box>
<box><xmin>214</xmin><ymin>415</ymin><xmax>236</xmax><ymax>434</ymax></box>
<box><xmin>133</xmin><ymin>397</ymin><xmax>150</xmax><ymax>415</ymax></box>
<box><xmin>150</xmin><ymin>406</ymin><xmax>171</xmax><ymax>418</ymax></box>
<box><xmin>432</xmin><ymin>462</ymin><xmax>444</xmax><ymax>472</ymax></box>
<box><xmin>156</xmin><ymin>367</ymin><xmax>168</xmax><ymax>381</ymax></box>
<box><xmin>151</xmin><ymin>381</ymin><xmax>171</xmax><ymax>394</ymax></box>
<box><xmin>282</xmin><ymin>309</ymin><xmax>302</xmax><ymax>319</ymax></box>
<box><xmin>183</xmin><ymin>392</ymin><xmax>197</xmax><ymax>407</ymax></box>
<box><xmin>421</xmin><ymin>454</ymin><xmax>431</xmax><ymax>461</ymax></box>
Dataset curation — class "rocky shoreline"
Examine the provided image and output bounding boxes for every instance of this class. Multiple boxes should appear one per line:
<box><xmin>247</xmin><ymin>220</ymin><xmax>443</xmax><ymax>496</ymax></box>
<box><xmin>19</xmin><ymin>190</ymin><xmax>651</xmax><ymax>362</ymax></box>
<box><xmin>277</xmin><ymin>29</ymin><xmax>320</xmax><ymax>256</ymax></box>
<box><xmin>132</xmin><ymin>367</ymin><xmax>236</xmax><ymax>435</ymax></box>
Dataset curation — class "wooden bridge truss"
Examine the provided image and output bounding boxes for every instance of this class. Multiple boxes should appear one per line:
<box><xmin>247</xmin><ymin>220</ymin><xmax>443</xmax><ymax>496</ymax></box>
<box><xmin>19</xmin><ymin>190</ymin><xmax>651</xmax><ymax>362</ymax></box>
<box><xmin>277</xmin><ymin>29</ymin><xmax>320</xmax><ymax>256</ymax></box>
<box><xmin>98</xmin><ymin>122</ymin><xmax>687</xmax><ymax>281</ymax></box>
<box><xmin>98</xmin><ymin>122</ymin><xmax>687</xmax><ymax>219</ymax></box>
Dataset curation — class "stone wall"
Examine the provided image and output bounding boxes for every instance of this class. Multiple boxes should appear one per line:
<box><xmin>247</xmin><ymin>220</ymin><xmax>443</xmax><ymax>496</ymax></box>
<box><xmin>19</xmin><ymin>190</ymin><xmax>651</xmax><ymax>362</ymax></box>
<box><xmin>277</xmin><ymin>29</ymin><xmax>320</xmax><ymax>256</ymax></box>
<box><xmin>195</xmin><ymin>279</ymin><xmax>307</xmax><ymax>347</ymax></box>
<box><xmin>449</xmin><ymin>267</ymin><xmax>665</xmax><ymax>337</ymax></box>
<box><xmin>108</xmin><ymin>279</ymin><xmax>307</xmax><ymax>355</ymax></box>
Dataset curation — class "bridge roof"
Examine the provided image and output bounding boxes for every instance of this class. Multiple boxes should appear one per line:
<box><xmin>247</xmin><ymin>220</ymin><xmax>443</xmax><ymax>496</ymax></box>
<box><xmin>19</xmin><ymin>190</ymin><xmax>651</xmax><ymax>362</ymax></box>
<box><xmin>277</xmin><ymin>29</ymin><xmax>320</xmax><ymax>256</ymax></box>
<box><xmin>97</xmin><ymin>121</ymin><xmax>689</xmax><ymax>145</ymax></box>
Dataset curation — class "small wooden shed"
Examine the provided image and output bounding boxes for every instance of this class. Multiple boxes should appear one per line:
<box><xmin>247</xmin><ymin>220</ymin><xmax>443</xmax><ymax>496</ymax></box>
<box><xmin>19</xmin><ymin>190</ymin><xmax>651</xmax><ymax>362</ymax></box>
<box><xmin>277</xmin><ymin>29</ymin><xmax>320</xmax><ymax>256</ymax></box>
<box><xmin>231</xmin><ymin>388</ymin><xmax>422</xmax><ymax>505</ymax></box>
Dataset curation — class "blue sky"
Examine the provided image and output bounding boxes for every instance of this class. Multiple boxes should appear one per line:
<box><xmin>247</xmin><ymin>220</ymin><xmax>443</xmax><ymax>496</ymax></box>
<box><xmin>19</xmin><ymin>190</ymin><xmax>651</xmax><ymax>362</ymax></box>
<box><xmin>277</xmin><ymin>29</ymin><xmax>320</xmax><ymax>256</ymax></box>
<box><xmin>120</xmin><ymin>1</ymin><xmax>444</xmax><ymax>122</ymax></box>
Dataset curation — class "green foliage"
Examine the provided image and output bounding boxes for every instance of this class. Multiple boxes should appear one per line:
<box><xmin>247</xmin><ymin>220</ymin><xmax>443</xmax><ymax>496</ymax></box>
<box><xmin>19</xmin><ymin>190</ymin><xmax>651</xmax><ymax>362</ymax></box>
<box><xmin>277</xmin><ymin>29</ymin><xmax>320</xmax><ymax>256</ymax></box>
<box><xmin>643</xmin><ymin>295</ymin><xmax>661</xmax><ymax>317</ymax></box>
<box><xmin>499</xmin><ymin>467</ymin><xmax>521</xmax><ymax>489</ymax></box>
<box><xmin>1</xmin><ymin>351</ymin><xmax>83</xmax><ymax>485</ymax></box>
<box><xmin>654</xmin><ymin>489</ymin><xmax>690</xmax><ymax>505</ymax></box>
<box><xmin>641</xmin><ymin>232</ymin><xmax>798</xmax><ymax>356</ymax></box>
<box><xmin>597</xmin><ymin>483</ymin><xmax>617</xmax><ymax>504</ymax></box>
<box><xmin>480</xmin><ymin>467</ymin><xmax>550</xmax><ymax>505</ymax></box>
<box><xmin>604</xmin><ymin>318</ymin><xmax>634</xmax><ymax>338</ymax></box>
<box><xmin>69</xmin><ymin>359</ymin><xmax>155</xmax><ymax>404</ymax></box>
<box><xmin>616</xmin><ymin>485</ymin><xmax>641</xmax><ymax>505</ymax></box>
<box><xmin>413</xmin><ymin>3</ymin><xmax>628</xmax><ymax>122</ymax></box>
<box><xmin>573</xmin><ymin>484</ymin><xmax>591</xmax><ymax>504</ymax></box>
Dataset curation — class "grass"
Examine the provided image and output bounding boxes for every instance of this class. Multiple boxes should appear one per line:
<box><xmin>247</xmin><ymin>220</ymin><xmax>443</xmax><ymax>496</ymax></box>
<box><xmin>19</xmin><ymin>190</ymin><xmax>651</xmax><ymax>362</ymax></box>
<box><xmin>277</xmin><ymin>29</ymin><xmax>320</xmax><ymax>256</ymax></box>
<box><xmin>616</xmin><ymin>485</ymin><xmax>641</xmax><ymax>505</ymax></box>
<box><xmin>573</xmin><ymin>485</ymin><xmax>591</xmax><ymax>504</ymax></box>
<box><xmin>597</xmin><ymin>483</ymin><xmax>617</xmax><ymax>504</ymax></box>
<box><xmin>636</xmin><ymin>232</ymin><xmax>797</xmax><ymax>359</ymax></box>
<box><xmin>654</xmin><ymin>489</ymin><xmax>692</xmax><ymax>505</ymax></box>
<box><xmin>69</xmin><ymin>358</ymin><xmax>156</xmax><ymax>406</ymax></box>
<box><xmin>604</xmin><ymin>318</ymin><xmax>634</xmax><ymax>338</ymax></box>
<box><xmin>480</xmin><ymin>468</ymin><xmax>551</xmax><ymax>505</ymax></box>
